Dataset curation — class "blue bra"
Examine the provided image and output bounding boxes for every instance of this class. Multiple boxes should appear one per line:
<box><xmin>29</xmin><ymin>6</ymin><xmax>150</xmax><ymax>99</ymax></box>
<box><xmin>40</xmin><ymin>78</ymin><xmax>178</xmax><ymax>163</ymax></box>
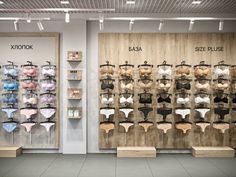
<box><xmin>3</xmin><ymin>81</ymin><xmax>19</xmax><ymax>91</ymax></box>
<box><xmin>2</xmin><ymin>122</ymin><xmax>18</xmax><ymax>133</ymax></box>
<box><xmin>4</xmin><ymin>68</ymin><xmax>18</xmax><ymax>77</ymax></box>
<box><xmin>2</xmin><ymin>95</ymin><xmax>18</xmax><ymax>104</ymax></box>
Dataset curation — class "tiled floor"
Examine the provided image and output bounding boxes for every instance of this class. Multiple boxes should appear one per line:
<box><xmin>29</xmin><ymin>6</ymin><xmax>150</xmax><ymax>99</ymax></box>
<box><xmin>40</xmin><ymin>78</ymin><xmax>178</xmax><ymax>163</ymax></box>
<box><xmin>0</xmin><ymin>154</ymin><xmax>236</xmax><ymax>177</ymax></box>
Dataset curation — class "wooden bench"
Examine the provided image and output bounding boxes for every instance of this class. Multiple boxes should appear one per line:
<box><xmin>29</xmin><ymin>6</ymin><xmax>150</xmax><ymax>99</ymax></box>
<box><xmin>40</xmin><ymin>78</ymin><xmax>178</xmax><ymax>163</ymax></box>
<box><xmin>0</xmin><ymin>147</ymin><xmax>22</xmax><ymax>157</ymax></box>
<box><xmin>117</xmin><ymin>146</ymin><xmax>156</xmax><ymax>158</ymax></box>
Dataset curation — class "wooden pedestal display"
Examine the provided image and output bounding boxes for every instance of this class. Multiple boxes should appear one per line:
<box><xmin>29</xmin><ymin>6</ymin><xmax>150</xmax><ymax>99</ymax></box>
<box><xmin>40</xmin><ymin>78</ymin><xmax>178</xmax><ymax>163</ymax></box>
<box><xmin>117</xmin><ymin>146</ymin><xmax>156</xmax><ymax>158</ymax></box>
<box><xmin>0</xmin><ymin>146</ymin><xmax>22</xmax><ymax>157</ymax></box>
<box><xmin>192</xmin><ymin>146</ymin><xmax>235</xmax><ymax>157</ymax></box>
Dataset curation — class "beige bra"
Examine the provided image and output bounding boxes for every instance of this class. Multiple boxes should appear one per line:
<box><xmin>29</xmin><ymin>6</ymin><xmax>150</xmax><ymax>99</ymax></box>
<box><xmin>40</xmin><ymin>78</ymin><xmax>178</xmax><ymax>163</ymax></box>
<box><xmin>119</xmin><ymin>68</ymin><xmax>133</xmax><ymax>78</ymax></box>
<box><xmin>175</xmin><ymin>123</ymin><xmax>192</xmax><ymax>134</ymax></box>
<box><xmin>120</xmin><ymin>82</ymin><xmax>134</xmax><ymax>90</ymax></box>
<box><xmin>156</xmin><ymin>122</ymin><xmax>172</xmax><ymax>134</ymax></box>
<box><xmin>157</xmin><ymin>82</ymin><xmax>171</xmax><ymax>90</ymax></box>
<box><xmin>194</xmin><ymin>67</ymin><xmax>211</xmax><ymax>77</ymax></box>
<box><xmin>195</xmin><ymin>82</ymin><xmax>210</xmax><ymax>90</ymax></box>
<box><xmin>139</xmin><ymin>67</ymin><xmax>152</xmax><ymax>77</ymax></box>
<box><xmin>100</xmin><ymin>67</ymin><xmax>114</xmax><ymax>77</ymax></box>
<box><xmin>176</xmin><ymin>67</ymin><xmax>190</xmax><ymax>76</ymax></box>
<box><xmin>216</xmin><ymin>83</ymin><xmax>228</xmax><ymax>89</ymax></box>
<box><xmin>138</xmin><ymin>81</ymin><xmax>153</xmax><ymax>89</ymax></box>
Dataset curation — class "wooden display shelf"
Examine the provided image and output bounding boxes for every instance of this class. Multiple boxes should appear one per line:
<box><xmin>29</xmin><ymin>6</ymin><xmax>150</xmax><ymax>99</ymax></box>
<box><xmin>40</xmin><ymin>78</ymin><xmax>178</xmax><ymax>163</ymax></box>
<box><xmin>192</xmin><ymin>146</ymin><xmax>235</xmax><ymax>157</ymax></box>
<box><xmin>67</xmin><ymin>78</ymin><xmax>82</xmax><ymax>81</ymax></box>
<box><xmin>68</xmin><ymin>116</ymin><xmax>82</xmax><ymax>119</ymax></box>
<box><xmin>0</xmin><ymin>146</ymin><xmax>22</xmax><ymax>157</ymax></box>
<box><xmin>67</xmin><ymin>59</ymin><xmax>82</xmax><ymax>62</ymax></box>
<box><xmin>117</xmin><ymin>146</ymin><xmax>156</xmax><ymax>158</ymax></box>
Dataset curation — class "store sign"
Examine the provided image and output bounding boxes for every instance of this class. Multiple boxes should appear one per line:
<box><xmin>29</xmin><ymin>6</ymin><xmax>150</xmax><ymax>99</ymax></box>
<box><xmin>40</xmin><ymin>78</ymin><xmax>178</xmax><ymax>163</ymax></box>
<box><xmin>129</xmin><ymin>46</ymin><xmax>142</xmax><ymax>52</ymax></box>
<box><xmin>10</xmin><ymin>44</ymin><xmax>33</xmax><ymax>50</ymax></box>
<box><xmin>195</xmin><ymin>46</ymin><xmax>223</xmax><ymax>52</ymax></box>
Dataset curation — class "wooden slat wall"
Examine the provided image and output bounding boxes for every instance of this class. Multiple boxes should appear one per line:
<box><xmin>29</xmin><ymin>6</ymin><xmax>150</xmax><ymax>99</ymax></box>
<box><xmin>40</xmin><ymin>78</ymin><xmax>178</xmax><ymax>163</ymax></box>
<box><xmin>98</xmin><ymin>33</ymin><xmax>236</xmax><ymax>149</ymax></box>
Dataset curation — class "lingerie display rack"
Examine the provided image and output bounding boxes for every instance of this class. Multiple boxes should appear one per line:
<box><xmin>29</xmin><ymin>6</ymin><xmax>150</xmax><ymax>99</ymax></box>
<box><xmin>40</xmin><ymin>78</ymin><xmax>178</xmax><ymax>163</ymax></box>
<box><xmin>99</xmin><ymin>59</ymin><xmax>236</xmax><ymax>149</ymax></box>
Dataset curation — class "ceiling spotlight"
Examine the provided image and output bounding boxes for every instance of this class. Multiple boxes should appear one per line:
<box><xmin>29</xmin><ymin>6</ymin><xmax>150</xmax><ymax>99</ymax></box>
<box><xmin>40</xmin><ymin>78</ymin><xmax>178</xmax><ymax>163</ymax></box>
<box><xmin>37</xmin><ymin>21</ymin><xmax>44</xmax><ymax>31</ymax></box>
<box><xmin>219</xmin><ymin>20</ymin><xmax>224</xmax><ymax>31</ymax></box>
<box><xmin>99</xmin><ymin>13</ymin><xmax>104</xmax><ymax>31</ymax></box>
<box><xmin>60</xmin><ymin>0</ymin><xmax>69</xmax><ymax>4</ymax></box>
<box><xmin>159</xmin><ymin>20</ymin><xmax>164</xmax><ymax>31</ymax></box>
<box><xmin>192</xmin><ymin>0</ymin><xmax>202</xmax><ymax>5</ymax></box>
<box><xmin>129</xmin><ymin>19</ymin><xmax>134</xmax><ymax>31</ymax></box>
<box><xmin>65</xmin><ymin>11</ymin><xmax>70</xmax><ymax>23</ymax></box>
<box><xmin>14</xmin><ymin>20</ymin><xmax>19</xmax><ymax>31</ymax></box>
<box><xmin>0</xmin><ymin>1</ymin><xmax>4</xmax><ymax>5</ymax></box>
<box><xmin>26</xmin><ymin>13</ymin><xmax>31</xmax><ymax>23</ymax></box>
<box><xmin>126</xmin><ymin>0</ymin><xmax>135</xmax><ymax>5</ymax></box>
<box><xmin>189</xmin><ymin>20</ymin><xmax>194</xmax><ymax>31</ymax></box>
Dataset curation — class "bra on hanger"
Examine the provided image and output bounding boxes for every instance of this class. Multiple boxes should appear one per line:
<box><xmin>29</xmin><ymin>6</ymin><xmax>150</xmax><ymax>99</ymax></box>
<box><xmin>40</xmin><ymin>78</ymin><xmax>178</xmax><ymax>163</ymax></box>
<box><xmin>139</xmin><ymin>67</ymin><xmax>152</xmax><ymax>77</ymax></box>
<box><xmin>214</xmin><ymin>66</ymin><xmax>230</xmax><ymax>77</ymax></box>
<box><xmin>194</xmin><ymin>67</ymin><xmax>211</xmax><ymax>77</ymax></box>
<box><xmin>101</xmin><ymin>80</ymin><xmax>114</xmax><ymax>90</ymax></box>
<box><xmin>120</xmin><ymin>95</ymin><xmax>133</xmax><ymax>104</ymax></box>
<box><xmin>120</xmin><ymin>81</ymin><xmax>134</xmax><ymax>90</ymax></box>
<box><xmin>101</xmin><ymin>95</ymin><xmax>114</xmax><ymax>105</ymax></box>
<box><xmin>100</xmin><ymin>66</ymin><xmax>114</xmax><ymax>77</ymax></box>
<box><xmin>139</xmin><ymin>93</ymin><xmax>152</xmax><ymax>104</ymax></box>
<box><xmin>157</xmin><ymin>94</ymin><xmax>171</xmax><ymax>103</ymax></box>
<box><xmin>195</xmin><ymin>82</ymin><xmax>210</xmax><ymax>90</ymax></box>
<box><xmin>138</xmin><ymin>80</ymin><xmax>153</xmax><ymax>89</ymax></box>
<box><xmin>157</xmin><ymin>66</ymin><xmax>172</xmax><ymax>77</ymax></box>
<box><xmin>176</xmin><ymin>66</ymin><xmax>190</xmax><ymax>77</ymax></box>
<box><xmin>195</xmin><ymin>96</ymin><xmax>210</xmax><ymax>104</ymax></box>
<box><xmin>119</xmin><ymin>68</ymin><xmax>133</xmax><ymax>78</ymax></box>
<box><xmin>176</xmin><ymin>80</ymin><xmax>191</xmax><ymax>90</ymax></box>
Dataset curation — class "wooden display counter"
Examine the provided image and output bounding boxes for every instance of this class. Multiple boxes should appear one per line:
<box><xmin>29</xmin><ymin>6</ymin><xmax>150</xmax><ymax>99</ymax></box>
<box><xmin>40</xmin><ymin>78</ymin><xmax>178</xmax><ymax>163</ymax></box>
<box><xmin>0</xmin><ymin>146</ymin><xmax>22</xmax><ymax>157</ymax></box>
<box><xmin>117</xmin><ymin>146</ymin><xmax>156</xmax><ymax>158</ymax></box>
<box><xmin>192</xmin><ymin>146</ymin><xmax>235</xmax><ymax>157</ymax></box>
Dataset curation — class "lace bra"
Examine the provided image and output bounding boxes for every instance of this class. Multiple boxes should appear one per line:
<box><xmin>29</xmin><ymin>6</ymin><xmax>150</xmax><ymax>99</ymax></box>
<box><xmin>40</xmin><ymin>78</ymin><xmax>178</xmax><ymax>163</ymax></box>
<box><xmin>139</xmin><ymin>67</ymin><xmax>152</xmax><ymax>77</ymax></box>
<box><xmin>120</xmin><ymin>82</ymin><xmax>133</xmax><ymax>90</ymax></box>
<box><xmin>120</xmin><ymin>95</ymin><xmax>133</xmax><ymax>104</ymax></box>
<box><xmin>101</xmin><ymin>81</ymin><xmax>114</xmax><ymax>90</ymax></box>
<box><xmin>195</xmin><ymin>82</ymin><xmax>210</xmax><ymax>90</ymax></box>
<box><xmin>176</xmin><ymin>81</ymin><xmax>191</xmax><ymax>90</ymax></box>
<box><xmin>194</xmin><ymin>67</ymin><xmax>211</xmax><ymax>77</ymax></box>
<box><xmin>138</xmin><ymin>81</ymin><xmax>153</xmax><ymax>89</ymax></box>
<box><xmin>157</xmin><ymin>95</ymin><xmax>171</xmax><ymax>103</ymax></box>
<box><xmin>195</xmin><ymin>96</ymin><xmax>210</xmax><ymax>104</ymax></box>
<box><xmin>214</xmin><ymin>96</ymin><xmax>228</xmax><ymax>103</ymax></box>
<box><xmin>42</xmin><ymin>68</ymin><xmax>56</xmax><ymax>77</ymax></box>
<box><xmin>214</xmin><ymin>67</ymin><xmax>229</xmax><ymax>76</ymax></box>
<box><xmin>157</xmin><ymin>67</ymin><xmax>172</xmax><ymax>77</ymax></box>
<box><xmin>4</xmin><ymin>68</ymin><xmax>18</xmax><ymax>77</ymax></box>
<box><xmin>101</xmin><ymin>95</ymin><xmax>114</xmax><ymax>104</ymax></box>
<box><xmin>139</xmin><ymin>93</ymin><xmax>152</xmax><ymax>104</ymax></box>
<box><xmin>100</xmin><ymin>67</ymin><xmax>114</xmax><ymax>76</ymax></box>
<box><xmin>176</xmin><ymin>67</ymin><xmax>190</xmax><ymax>76</ymax></box>
<box><xmin>119</xmin><ymin>68</ymin><xmax>133</xmax><ymax>78</ymax></box>
<box><xmin>177</xmin><ymin>97</ymin><xmax>190</xmax><ymax>104</ymax></box>
<box><xmin>22</xmin><ymin>68</ymin><xmax>37</xmax><ymax>77</ymax></box>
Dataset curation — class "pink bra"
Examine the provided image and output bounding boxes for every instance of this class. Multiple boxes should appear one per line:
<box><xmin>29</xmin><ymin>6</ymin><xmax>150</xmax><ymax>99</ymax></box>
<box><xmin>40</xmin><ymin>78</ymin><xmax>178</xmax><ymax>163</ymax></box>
<box><xmin>41</xmin><ymin>83</ymin><xmax>56</xmax><ymax>91</ymax></box>
<box><xmin>22</xmin><ymin>82</ymin><xmax>37</xmax><ymax>90</ymax></box>
<box><xmin>22</xmin><ymin>68</ymin><xmax>37</xmax><ymax>77</ymax></box>
<box><xmin>42</xmin><ymin>68</ymin><xmax>56</xmax><ymax>77</ymax></box>
<box><xmin>23</xmin><ymin>96</ymin><xmax>38</xmax><ymax>105</ymax></box>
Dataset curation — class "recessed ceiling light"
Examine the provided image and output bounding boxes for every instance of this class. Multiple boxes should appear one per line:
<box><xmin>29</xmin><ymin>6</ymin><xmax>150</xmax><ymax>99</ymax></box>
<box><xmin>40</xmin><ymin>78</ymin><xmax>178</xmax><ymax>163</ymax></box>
<box><xmin>0</xmin><ymin>1</ymin><xmax>4</xmax><ymax>4</ymax></box>
<box><xmin>126</xmin><ymin>0</ymin><xmax>135</xmax><ymax>5</ymax></box>
<box><xmin>192</xmin><ymin>0</ymin><xmax>202</xmax><ymax>5</ymax></box>
<box><xmin>60</xmin><ymin>0</ymin><xmax>69</xmax><ymax>5</ymax></box>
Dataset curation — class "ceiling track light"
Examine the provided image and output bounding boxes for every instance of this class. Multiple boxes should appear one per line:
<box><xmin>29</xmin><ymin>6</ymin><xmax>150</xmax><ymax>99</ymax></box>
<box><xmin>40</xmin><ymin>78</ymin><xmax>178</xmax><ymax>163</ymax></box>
<box><xmin>65</xmin><ymin>11</ymin><xmax>70</xmax><ymax>23</ymax></box>
<box><xmin>189</xmin><ymin>20</ymin><xmax>194</xmax><ymax>31</ymax></box>
<box><xmin>26</xmin><ymin>13</ymin><xmax>31</xmax><ymax>23</ymax></box>
<box><xmin>129</xmin><ymin>19</ymin><xmax>134</xmax><ymax>31</ymax></box>
<box><xmin>159</xmin><ymin>20</ymin><xmax>164</xmax><ymax>31</ymax></box>
<box><xmin>37</xmin><ymin>21</ymin><xmax>44</xmax><ymax>31</ymax></box>
<box><xmin>99</xmin><ymin>13</ymin><xmax>104</xmax><ymax>31</ymax></box>
<box><xmin>219</xmin><ymin>20</ymin><xmax>224</xmax><ymax>31</ymax></box>
<box><xmin>13</xmin><ymin>20</ymin><xmax>19</xmax><ymax>31</ymax></box>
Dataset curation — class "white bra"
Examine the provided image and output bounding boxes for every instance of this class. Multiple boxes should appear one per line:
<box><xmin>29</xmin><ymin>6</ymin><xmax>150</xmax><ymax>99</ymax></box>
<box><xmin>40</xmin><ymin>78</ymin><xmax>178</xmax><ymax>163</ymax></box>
<box><xmin>120</xmin><ymin>82</ymin><xmax>133</xmax><ymax>90</ymax></box>
<box><xmin>120</xmin><ymin>96</ymin><xmax>133</xmax><ymax>104</ymax></box>
<box><xmin>101</xmin><ymin>96</ymin><xmax>114</xmax><ymax>104</ymax></box>
<box><xmin>214</xmin><ymin>67</ymin><xmax>229</xmax><ymax>76</ymax></box>
<box><xmin>195</xmin><ymin>96</ymin><xmax>210</xmax><ymax>104</ymax></box>
<box><xmin>177</xmin><ymin>97</ymin><xmax>190</xmax><ymax>104</ymax></box>
<box><xmin>157</xmin><ymin>67</ymin><xmax>172</xmax><ymax>77</ymax></box>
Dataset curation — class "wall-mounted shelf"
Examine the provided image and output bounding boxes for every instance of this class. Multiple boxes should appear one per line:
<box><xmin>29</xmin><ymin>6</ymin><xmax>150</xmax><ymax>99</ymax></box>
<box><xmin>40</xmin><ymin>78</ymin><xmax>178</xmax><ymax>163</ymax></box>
<box><xmin>67</xmin><ymin>107</ymin><xmax>82</xmax><ymax>119</ymax></box>
<box><xmin>67</xmin><ymin>59</ymin><xmax>82</xmax><ymax>62</ymax></box>
<box><xmin>67</xmin><ymin>70</ymin><xmax>82</xmax><ymax>81</ymax></box>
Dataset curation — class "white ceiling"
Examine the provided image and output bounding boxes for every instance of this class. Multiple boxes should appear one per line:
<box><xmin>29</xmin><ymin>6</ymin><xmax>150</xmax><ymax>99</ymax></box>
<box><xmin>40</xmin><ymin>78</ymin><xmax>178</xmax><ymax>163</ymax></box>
<box><xmin>0</xmin><ymin>0</ymin><xmax>236</xmax><ymax>14</ymax></box>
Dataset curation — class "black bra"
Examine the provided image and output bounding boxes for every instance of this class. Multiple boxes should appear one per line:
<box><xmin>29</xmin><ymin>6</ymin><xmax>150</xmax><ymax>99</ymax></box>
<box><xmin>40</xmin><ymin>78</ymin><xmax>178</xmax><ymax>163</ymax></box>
<box><xmin>157</xmin><ymin>96</ymin><xmax>171</xmax><ymax>103</ymax></box>
<box><xmin>176</xmin><ymin>81</ymin><xmax>191</xmax><ymax>90</ymax></box>
<box><xmin>139</xmin><ymin>93</ymin><xmax>152</xmax><ymax>104</ymax></box>
<box><xmin>214</xmin><ymin>96</ymin><xmax>228</xmax><ymax>103</ymax></box>
<box><xmin>101</xmin><ymin>81</ymin><xmax>114</xmax><ymax>90</ymax></box>
<box><xmin>232</xmin><ymin>98</ymin><xmax>236</xmax><ymax>103</ymax></box>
